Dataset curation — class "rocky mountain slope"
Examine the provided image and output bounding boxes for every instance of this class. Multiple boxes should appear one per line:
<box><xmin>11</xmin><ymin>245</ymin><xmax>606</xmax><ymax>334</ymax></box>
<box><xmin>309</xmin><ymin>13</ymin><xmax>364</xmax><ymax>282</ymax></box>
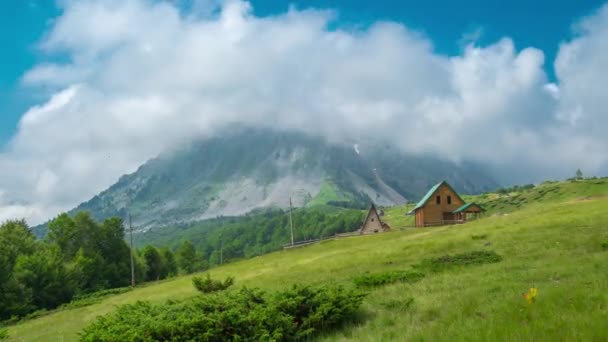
<box><xmin>71</xmin><ymin>128</ymin><xmax>497</xmax><ymax>230</ymax></box>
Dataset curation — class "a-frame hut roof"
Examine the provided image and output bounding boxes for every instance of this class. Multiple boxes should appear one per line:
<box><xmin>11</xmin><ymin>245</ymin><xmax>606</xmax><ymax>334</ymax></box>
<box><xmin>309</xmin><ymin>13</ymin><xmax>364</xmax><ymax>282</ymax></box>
<box><xmin>359</xmin><ymin>202</ymin><xmax>391</xmax><ymax>235</ymax></box>
<box><xmin>362</xmin><ymin>203</ymin><xmax>379</xmax><ymax>223</ymax></box>
<box><xmin>407</xmin><ymin>180</ymin><xmax>465</xmax><ymax>215</ymax></box>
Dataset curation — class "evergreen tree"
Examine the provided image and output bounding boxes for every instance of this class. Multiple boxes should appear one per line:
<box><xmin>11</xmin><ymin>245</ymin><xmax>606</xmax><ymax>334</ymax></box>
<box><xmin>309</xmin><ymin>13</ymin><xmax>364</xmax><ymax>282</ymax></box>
<box><xmin>143</xmin><ymin>246</ymin><xmax>163</xmax><ymax>281</ymax></box>
<box><xmin>160</xmin><ymin>247</ymin><xmax>178</xmax><ymax>278</ymax></box>
<box><xmin>98</xmin><ymin>217</ymin><xmax>131</xmax><ymax>288</ymax></box>
<box><xmin>177</xmin><ymin>240</ymin><xmax>198</xmax><ymax>274</ymax></box>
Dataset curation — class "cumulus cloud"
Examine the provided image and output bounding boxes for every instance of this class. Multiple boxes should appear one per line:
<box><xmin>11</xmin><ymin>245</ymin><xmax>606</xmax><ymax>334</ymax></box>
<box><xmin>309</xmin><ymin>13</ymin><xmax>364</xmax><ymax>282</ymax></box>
<box><xmin>553</xmin><ymin>4</ymin><xmax>608</xmax><ymax>171</ymax></box>
<box><xmin>1</xmin><ymin>0</ymin><xmax>608</xmax><ymax>224</ymax></box>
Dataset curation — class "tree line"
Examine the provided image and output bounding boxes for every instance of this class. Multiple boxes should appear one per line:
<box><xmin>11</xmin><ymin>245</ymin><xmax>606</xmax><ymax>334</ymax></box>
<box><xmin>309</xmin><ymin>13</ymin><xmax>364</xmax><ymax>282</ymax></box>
<box><xmin>1</xmin><ymin>207</ymin><xmax>364</xmax><ymax>321</ymax></box>
<box><xmin>136</xmin><ymin>207</ymin><xmax>365</xmax><ymax>265</ymax></box>
<box><xmin>0</xmin><ymin>213</ymin><xmax>205</xmax><ymax>321</ymax></box>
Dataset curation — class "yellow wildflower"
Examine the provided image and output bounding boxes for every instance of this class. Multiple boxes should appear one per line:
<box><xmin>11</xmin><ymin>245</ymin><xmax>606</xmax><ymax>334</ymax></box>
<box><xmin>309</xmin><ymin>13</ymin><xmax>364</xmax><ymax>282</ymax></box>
<box><xmin>523</xmin><ymin>287</ymin><xmax>538</xmax><ymax>304</ymax></box>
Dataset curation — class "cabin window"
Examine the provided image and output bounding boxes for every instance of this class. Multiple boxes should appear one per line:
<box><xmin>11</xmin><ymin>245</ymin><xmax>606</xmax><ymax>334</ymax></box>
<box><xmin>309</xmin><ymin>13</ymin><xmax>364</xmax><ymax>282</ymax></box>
<box><xmin>436</xmin><ymin>195</ymin><xmax>441</xmax><ymax>204</ymax></box>
<box><xmin>371</xmin><ymin>218</ymin><xmax>374</xmax><ymax>222</ymax></box>
<box><xmin>447</xmin><ymin>196</ymin><xmax>452</xmax><ymax>204</ymax></box>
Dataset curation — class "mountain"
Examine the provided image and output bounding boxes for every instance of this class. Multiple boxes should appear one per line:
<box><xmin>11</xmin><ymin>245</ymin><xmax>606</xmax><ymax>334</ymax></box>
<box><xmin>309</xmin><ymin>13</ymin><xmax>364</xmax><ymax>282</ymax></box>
<box><xmin>71</xmin><ymin>128</ymin><xmax>497</xmax><ymax>230</ymax></box>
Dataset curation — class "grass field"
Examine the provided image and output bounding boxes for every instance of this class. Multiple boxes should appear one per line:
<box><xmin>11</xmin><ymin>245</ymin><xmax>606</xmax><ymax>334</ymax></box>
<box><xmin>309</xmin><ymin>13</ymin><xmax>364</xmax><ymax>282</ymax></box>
<box><xmin>381</xmin><ymin>203</ymin><xmax>415</xmax><ymax>228</ymax></box>
<box><xmin>306</xmin><ymin>180</ymin><xmax>354</xmax><ymax>207</ymax></box>
<box><xmin>6</xmin><ymin>179</ymin><xmax>608</xmax><ymax>341</ymax></box>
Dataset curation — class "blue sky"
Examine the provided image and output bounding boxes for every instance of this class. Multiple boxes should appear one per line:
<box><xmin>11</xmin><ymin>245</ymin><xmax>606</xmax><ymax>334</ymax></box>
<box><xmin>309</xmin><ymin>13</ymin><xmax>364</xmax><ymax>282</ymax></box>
<box><xmin>0</xmin><ymin>0</ymin><xmax>605</xmax><ymax>145</ymax></box>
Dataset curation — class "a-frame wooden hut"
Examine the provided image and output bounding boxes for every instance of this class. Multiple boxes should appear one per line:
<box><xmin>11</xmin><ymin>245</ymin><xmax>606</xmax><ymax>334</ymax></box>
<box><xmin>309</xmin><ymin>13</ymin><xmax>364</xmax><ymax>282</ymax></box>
<box><xmin>359</xmin><ymin>204</ymin><xmax>391</xmax><ymax>234</ymax></box>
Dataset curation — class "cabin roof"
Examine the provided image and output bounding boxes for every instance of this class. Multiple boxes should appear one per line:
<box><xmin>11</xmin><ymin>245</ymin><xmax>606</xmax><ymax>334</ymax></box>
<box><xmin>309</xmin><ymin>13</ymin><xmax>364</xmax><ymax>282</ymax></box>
<box><xmin>452</xmin><ymin>202</ymin><xmax>485</xmax><ymax>213</ymax></box>
<box><xmin>360</xmin><ymin>203</ymin><xmax>384</xmax><ymax>232</ymax></box>
<box><xmin>361</xmin><ymin>203</ymin><xmax>378</xmax><ymax>224</ymax></box>
<box><xmin>407</xmin><ymin>180</ymin><xmax>465</xmax><ymax>215</ymax></box>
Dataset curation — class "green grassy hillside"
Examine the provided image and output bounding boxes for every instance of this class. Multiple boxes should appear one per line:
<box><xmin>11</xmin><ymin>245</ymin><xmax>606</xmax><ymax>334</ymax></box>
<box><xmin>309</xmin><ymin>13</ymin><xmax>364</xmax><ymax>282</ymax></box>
<box><xmin>306</xmin><ymin>181</ymin><xmax>357</xmax><ymax>207</ymax></box>
<box><xmin>380</xmin><ymin>177</ymin><xmax>608</xmax><ymax>229</ymax></box>
<box><xmin>7</xmin><ymin>179</ymin><xmax>608</xmax><ymax>341</ymax></box>
<box><xmin>381</xmin><ymin>204</ymin><xmax>415</xmax><ymax>228</ymax></box>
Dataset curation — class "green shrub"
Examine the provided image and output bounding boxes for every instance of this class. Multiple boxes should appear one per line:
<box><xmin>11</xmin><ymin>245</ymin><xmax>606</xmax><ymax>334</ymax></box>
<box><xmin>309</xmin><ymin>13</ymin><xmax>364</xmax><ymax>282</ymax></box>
<box><xmin>0</xmin><ymin>327</ymin><xmax>7</xmax><ymax>340</ymax></box>
<box><xmin>471</xmin><ymin>234</ymin><xmax>488</xmax><ymax>240</ymax></box>
<box><xmin>80</xmin><ymin>285</ymin><xmax>365</xmax><ymax>341</ymax></box>
<box><xmin>601</xmin><ymin>240</ymin><xmax>608</xmax><ymax>251</ymax></box>
<box><xmin>192</xmin><ymin>274</ymin><xmax>234</xmax><ymax>293</ymax></box>
<box><xmin>271</xmin><ymin>285</ymin><xmax>366</xmax><ymax>338</ymax></box>
<box><xmin>353</xmin><ymin>270</ymin><xmax>425</xmax><ymax>288</ymax></box>
<box><xmin>418</xmin><ymin>250</ymin><xmax>502</xmax><ymax>272</ymax></box>
<box><xmin>62</xmin><ymin>287</ymin><xmax>132</xmax><ymax>309</ymax></box>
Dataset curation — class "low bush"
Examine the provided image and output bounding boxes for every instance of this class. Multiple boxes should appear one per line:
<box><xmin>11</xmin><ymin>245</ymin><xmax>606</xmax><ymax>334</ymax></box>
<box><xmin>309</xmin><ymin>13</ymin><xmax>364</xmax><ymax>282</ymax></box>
<box><xmin>418</xmin><ymin>250</ymin><xmax>502</xmax><ymax>272</ymax></box>
<box><xmin>496</xmin><ymin>184</ymin><xmax>534</xmax><ymax>194</ymax></box>
<box><xmin>80</xmin><ymin>285</ymin><xmax>365</xmax><ymax>341</ymax></box>
<box><xmin>601</xmin><ymin>240</ymin><xmax>608</xmax><ymax>251</ymax></box>
<box><xmin>353</xmin><ymin>270</ymin><xmax>425</xmax><ymax>288</ymax></box>
<box><xmin>1</xmin><ymin>287</ymin><xmax>134</xmax><ymax>326</ymax></box>
<box><xmin>62</xmin><ymin>287</ymin><xmax>133</xmax><ymax>309</ymax></box>
<box><xmin>0</xmin><ymin>327</ymin><xmax>7</xmax><ymax>340</ymax></box>
<box><xmin>192</xmin><ymin>274</ymin><xmax>234</xmax><ymax>293</ymax></box>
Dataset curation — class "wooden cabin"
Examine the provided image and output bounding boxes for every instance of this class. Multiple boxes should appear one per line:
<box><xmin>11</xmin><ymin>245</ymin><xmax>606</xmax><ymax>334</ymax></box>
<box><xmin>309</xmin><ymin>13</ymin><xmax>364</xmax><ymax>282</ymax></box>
<box><xmin>407</xmin><ymin>181</ymin><xmax>485</xmax><ymax>227</ymax></box>
<box><xmin>452</xmin><ymin>202</ymin><xmax>485</xmax><ymax>222</ymax></box>
<box><xmin>359</xmin><ymin>204</ymin><xmax>391</xmax><ymax>234</ymax></box>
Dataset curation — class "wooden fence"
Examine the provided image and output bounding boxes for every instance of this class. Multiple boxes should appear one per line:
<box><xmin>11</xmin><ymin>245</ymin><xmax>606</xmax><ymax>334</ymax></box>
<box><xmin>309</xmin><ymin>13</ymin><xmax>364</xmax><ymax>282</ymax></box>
<box><xmin>282</xmin><ymin>226</ymin><xmax>421</xmax><ymax>250</ymax></box>
<box><xmin>282</xmin><ymin>231</ymin><xmax>362</xmax><ymax>249</ymax></box>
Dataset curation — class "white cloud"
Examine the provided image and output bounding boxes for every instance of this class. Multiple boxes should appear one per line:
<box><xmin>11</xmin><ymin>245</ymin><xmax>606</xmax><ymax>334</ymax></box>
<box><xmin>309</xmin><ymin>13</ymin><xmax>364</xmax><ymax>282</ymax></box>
<box><xmin>1</xmin><ymin>0</ymin><xmax>608</xmax><ymax>224</ymax></box>
<box><xmin>553</xmin><ymin>3</ymin><xmax>608</xmax><ymax>170</ymax></box>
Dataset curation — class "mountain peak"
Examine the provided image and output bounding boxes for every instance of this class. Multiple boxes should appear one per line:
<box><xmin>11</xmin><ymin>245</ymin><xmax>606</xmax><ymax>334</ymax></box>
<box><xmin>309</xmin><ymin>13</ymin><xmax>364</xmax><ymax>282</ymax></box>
<box><xmin>71</xmin><ymin>128</ymin><xmax>497</xmax><ymax>230</ymax></box>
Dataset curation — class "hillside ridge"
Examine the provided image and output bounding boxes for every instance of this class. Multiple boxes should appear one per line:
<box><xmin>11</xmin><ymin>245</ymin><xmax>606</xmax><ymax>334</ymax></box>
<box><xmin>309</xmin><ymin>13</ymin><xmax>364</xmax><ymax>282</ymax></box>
<box><xmin>8</xmin><ymin>178</ymin><xmax>608</xmax><ymax>341</ymax></box>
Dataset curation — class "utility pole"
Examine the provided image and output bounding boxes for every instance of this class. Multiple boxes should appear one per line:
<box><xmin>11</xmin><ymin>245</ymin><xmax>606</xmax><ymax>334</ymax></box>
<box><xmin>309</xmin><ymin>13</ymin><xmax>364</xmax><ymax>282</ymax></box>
<box><xmin>219</xmin><ymin>234</ymin><xmax>223</xmax><ymax>265</ymax></box>
<box><xmin>219</xmin><ymin>216</ymin><xmax>224</xmax><ymax>265</ymax></box>
<box><xmin>289</xmin><ymin>197</ymin><xmax>295</xmax><ymax>246</ymax></box>
<box><xmin>129</xmin><ymin>213</ymin><xmax>135</xmax><ymax>287</ymax></box>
